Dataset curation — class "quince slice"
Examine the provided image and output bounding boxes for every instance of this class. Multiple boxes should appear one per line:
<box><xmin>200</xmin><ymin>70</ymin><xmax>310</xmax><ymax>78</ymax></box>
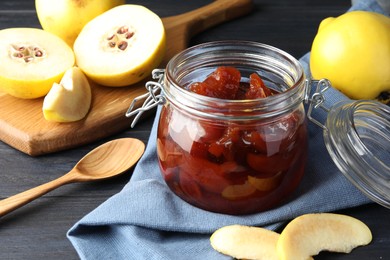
<box><xmin>210</xmin><ymin>225</ymin><xmax>280</xmax><ymax>260</ymax></box>
<box><xmin>43</xmin><ymin>67</ymin><xmax>91</xmax><ymax>122</ymax></box>
<box><xmin>73</xmin><ymin>4</ymin><xmax>166</xmax><ymax>87</ymax></box>
<box><xmin>276</xmin><ymin>213</ymin><xmax>372</xmax><ymax>260</ymax></box>
<box><xmin>221</xmin><ymin>181</ymin><xmax>257</xmax><ymax>200</ymax></box>
<box><xmin>0</xmin><ymin>28</ymin><xmax>75</xmax><ymax>99</ymax></box>
<box><xmin>247</xmin><ymin>171</ymin><xmax>283</xmax><ymax>192</ymax></box>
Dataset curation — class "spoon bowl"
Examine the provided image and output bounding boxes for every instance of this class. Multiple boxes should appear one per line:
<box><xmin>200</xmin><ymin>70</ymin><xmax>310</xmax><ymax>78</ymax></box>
<box><xmin>71</xmin><ymin>138</ymin><xmax>145</xmax><ymax>180</ymax></box>
<box><xmin>0</xmin><ymin>138</ymin><xmax>145</xmax><ymax>217</ymax></box>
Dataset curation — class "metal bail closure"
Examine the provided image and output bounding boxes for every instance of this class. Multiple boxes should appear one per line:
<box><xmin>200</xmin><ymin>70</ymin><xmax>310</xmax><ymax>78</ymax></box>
<box><xmin>125</xmin><ymin>69</ymin><xmax>166</xmax><ymax>128</ymax></box>
<box><xmin>304</xmin><ymin>78</ymin><xmax>332</xmax><ymax>131</ymax></box>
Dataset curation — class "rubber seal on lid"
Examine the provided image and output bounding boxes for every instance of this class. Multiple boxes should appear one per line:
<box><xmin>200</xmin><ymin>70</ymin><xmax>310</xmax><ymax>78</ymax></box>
<box><xmin>323</xmin><ymin>100</ymin><xmax>390</xmax><ymax>208</ymax></box>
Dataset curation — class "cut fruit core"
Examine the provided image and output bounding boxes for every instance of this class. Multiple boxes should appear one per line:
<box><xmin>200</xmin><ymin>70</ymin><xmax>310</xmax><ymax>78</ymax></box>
<box><xmin>9</xmin><ymin>43</ymin><xmax>46</xmax><ymax>63</ymax></box>
<box><xmin>103</xmin><ymin>25</ymin><xmax>136</xmax><ymax>52</ymax></box>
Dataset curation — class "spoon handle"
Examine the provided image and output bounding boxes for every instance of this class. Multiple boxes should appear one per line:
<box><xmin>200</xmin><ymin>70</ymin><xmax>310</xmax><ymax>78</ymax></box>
<box><xmin>0</xmin><ymin>173</ymin><xmax>74</xmax><ymax>217</ymax></box>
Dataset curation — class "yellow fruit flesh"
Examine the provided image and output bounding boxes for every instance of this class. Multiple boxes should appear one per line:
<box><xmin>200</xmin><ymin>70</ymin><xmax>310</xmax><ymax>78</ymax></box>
<box><xmin>276</xmin><ymin>213</ymin><xmax>372</xmax><ymax>260</ymax></box>
<box><xmin>43</xmin><ymin>67</ymin><xmax>91</xmax><ymax>122</ymax></box>
<box><xmin>74</xmin><ymin>5</ymin><xmax>166</xmax><ymax>87</ymax></box>
<box><xmin>35</xmin><ymin>0</ymin><xmax>125</xmax><ymax>47</ymax></box>
<box><xmin>0</xmin><ymin>28</ymin><xmax>75</xmax><ymax>99</ymax></box>
<box><xmin>210</xmin><ymin>225</ymin><xmax>280</xmax><ymax>260</ymax></box>
<box><xmin>310</xmin><ymin>11</ymin><xmax>390</xmax><ymax>100</ymax></box>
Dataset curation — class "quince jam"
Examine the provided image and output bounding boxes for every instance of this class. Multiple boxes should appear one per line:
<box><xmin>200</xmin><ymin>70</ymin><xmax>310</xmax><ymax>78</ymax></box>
<box><xmin>157</xmin><ymin>66</ymin><xmax>307</xmax><ymax>215</ymax></box>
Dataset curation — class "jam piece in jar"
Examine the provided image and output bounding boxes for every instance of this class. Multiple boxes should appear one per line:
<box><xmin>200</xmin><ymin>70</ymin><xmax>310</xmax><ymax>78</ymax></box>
<box><xmin>187</xmin><ymin>66</ymin><xmax>241</xmax><ymax>99</ymax></box>
<box><xmin>186</xmin><ymin>66</ymin><xmax>274</xmax><ymax>100</ymax></box>
<box><xmin>246</xmin><ymin>72</ymin><xmax>273</xmax><ymax>99</ymax></box>
<box><xmin>157</xmin><ymin>66</ymin><xmax>307</xmax><ymax>215</ymax></box>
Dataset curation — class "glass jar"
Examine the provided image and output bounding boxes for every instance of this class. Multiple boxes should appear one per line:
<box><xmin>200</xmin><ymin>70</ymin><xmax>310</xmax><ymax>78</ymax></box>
<box><xmin>127</xmin><ymin>40</ymin><xmax>390</xmax><ymax>214</ymax></box>
<box><xmin>156</xmin><ymin>41</ymin><xmax>308</xmax><ymax>215</ymax></box>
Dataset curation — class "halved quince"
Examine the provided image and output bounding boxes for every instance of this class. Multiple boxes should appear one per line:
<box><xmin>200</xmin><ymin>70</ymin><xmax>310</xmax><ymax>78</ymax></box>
<box><xmin>73</xmin><ymin>4</ymin><xmax>166</xmax><ymax>87</ymax></box>
<box><xmin>43</xmin><ymin>67</ymin><xmax>91</xmax><ymax>122</ymax></box>
<box><xmin>0</xmin><ymin>28</ymin><xmax>75</xmax><ymax>99</ymax></box>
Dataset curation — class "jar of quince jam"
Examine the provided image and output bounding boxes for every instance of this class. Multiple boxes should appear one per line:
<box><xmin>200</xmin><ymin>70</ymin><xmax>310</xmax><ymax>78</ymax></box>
<box><xmin>127</xmin><ymin>41</ymin><xmax>390</xmax><ymax>214</ymax></box>
<box><xmin>155</xmin><ymin>41</ymin><xmax>308</xmax><ymax>215</ymax></box>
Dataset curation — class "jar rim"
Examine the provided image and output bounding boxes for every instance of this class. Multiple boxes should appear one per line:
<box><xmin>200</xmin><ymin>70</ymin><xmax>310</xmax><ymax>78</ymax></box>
<box><xmin>163</xmin><ymin>40</ymin><xmax>306</xmax><ymax>120</ymax></box>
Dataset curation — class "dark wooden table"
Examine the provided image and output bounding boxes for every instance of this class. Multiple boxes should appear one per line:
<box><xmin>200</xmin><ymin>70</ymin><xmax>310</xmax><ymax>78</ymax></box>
<box><xmin>1</xmin><ymin>1</ymin><xmax>389</xmax><ymax>259</ymax></box>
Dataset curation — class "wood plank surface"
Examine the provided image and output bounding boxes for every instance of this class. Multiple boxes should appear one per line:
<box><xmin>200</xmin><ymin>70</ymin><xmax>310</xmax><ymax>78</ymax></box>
<box><xmin>0</xmin><ymin>0</ymin><xmax>253</xmax><ymax>156</ymax></box>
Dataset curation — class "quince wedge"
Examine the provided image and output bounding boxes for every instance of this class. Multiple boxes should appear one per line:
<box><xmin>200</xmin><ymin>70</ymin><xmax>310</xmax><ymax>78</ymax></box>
<box><xmin>43</xmin><ymin>67</ymin><xmax>91</xmax><ymax>122</ymax></box>
<box><xmin>0</xmin><ymin>28</ymin><xmax>74</xmax><ymax>99</ymax></box>
<box><xmin>73</xmin><ymin>4</ymin><xmax>166</xmax><ymax>87</ymax></box>
<box><xmin>35</xmin><ymin>0</ymin><xmax>125</xmax><ymax>47</ymax></box>
<box><xmin>276</xmin><ymin>213</ymin><xmax>372</xmax><ymax>260</ymax></box>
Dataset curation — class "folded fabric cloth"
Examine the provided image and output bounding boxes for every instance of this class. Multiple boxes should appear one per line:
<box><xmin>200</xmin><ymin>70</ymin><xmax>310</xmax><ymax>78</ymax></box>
<box><xmin>68</xmin><ymin>1</ymin><xmax>386</xmax><ymax>259</ymax></box>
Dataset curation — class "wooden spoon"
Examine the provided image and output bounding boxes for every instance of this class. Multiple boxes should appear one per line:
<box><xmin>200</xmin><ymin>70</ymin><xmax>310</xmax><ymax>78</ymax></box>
<box><xmin>0</xmin><ymin>138</ymin><xmax>145</xmax><ymax>217</ymax></box>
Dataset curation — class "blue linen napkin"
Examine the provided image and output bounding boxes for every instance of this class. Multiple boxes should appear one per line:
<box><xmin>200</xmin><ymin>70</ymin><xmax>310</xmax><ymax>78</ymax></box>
<box><xmin>67</xmin><ymin>1</ymin><xmax>387</xmax><ymax>259</ymax></box>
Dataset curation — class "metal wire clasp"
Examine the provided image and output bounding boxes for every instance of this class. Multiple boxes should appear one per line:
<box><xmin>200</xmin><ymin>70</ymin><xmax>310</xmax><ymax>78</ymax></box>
<box><xmin>125</xmin><ymin>69</ymin><xmax>166</xmax><ymax>127</ymax></box>
<box><xmin>304</xmin><ymin>78</ymin><xmax>332</xmax><ymax>131</ymax></box>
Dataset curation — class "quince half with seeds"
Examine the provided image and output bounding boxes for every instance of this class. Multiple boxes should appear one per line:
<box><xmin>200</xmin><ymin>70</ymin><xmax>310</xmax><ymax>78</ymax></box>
<box><xmin>73</xmin><ymin>4</ymin><xmax>166</xmax><ymax>87</ymax></box>
<box><xmin>0</xmin><ymin>28</ymin><xmax>74</xmax><ymax>99</ymax></box>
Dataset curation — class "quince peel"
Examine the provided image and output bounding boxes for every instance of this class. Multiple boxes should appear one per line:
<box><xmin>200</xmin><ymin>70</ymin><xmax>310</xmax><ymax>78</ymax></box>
<box><xmin>310</xmin><ymin>11</ymin><xmax>390</xmax><ymax>102</ymax></box>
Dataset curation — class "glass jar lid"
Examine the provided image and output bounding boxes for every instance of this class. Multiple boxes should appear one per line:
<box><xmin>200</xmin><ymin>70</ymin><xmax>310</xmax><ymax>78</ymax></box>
<box><xmin>323</xmin><ymin>100</ymin><xmax>390</xmax><ymax>208</ymax></box>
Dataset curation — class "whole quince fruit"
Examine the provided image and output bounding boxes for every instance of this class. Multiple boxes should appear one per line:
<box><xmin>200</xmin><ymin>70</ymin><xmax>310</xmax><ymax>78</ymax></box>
<box><xmin>310</xmin><ymin>11</ymin><xmax>390</xmax><ymax>102</ymax></box>
<box><xmin>35</xmin><ymin>0</ymin><xmax>125</xmax><ymax>47</ymax></box>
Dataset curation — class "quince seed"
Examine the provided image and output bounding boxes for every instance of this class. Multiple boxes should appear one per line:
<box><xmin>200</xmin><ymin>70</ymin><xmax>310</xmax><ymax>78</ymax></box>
<box><xmin>117</xmin><ymin>26</ymin><xmax>128</xmax><ymax>34</ymax></box>
<box><xmin>117</xmin><ymin>41</ymin><xmax>128</xmax><ymax>50</ymax></box>
<box><xmin>125</xmin><ymin>32</ymin><xmax>134</xmax><ymax>39</ymax></box>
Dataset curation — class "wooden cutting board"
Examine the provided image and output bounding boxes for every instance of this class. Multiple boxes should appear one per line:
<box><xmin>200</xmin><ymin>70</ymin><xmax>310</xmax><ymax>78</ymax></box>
<box><xmin>0</xmin><ymin>0</ymin><xmax>253</xmax><ymax>156</ymax></box>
